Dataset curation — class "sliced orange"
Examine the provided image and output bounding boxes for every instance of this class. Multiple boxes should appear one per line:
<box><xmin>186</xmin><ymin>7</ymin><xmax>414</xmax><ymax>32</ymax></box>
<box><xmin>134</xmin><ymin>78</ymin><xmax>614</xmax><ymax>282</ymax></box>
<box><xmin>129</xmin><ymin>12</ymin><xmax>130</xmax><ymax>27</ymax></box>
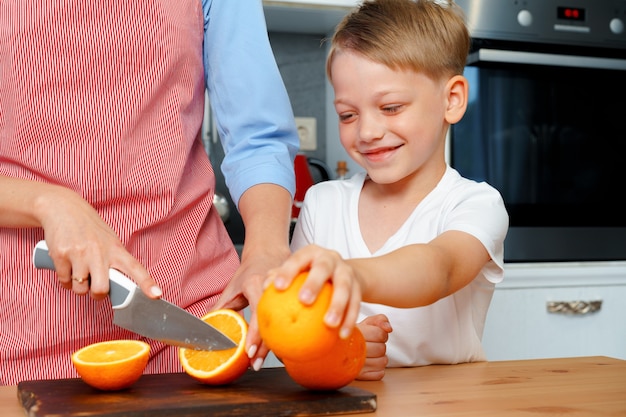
<box><xmin>283</xmin><ymin>327</ymin><xmax>366</xmax><ymax>391</ymax></box>
<box><xmin>178</xmin><ymin>309</ymin><xmax>249</xmax><ymax>385</ymax></box>
<box><xmin>257</xmin><ymin>271</ymin><xmax>340</xmax><ymax>362</ymax></box>
<box><xmin>71</xmin><ymin>339</ymin><xmax>150</xmax><ymax>391</ymax></box>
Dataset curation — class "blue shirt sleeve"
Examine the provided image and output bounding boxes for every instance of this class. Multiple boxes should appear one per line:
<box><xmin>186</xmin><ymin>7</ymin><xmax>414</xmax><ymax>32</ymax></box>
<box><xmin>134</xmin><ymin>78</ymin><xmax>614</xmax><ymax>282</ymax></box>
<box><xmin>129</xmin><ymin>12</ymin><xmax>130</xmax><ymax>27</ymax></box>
<box><xmin>201</xmin><ymin>0</ymin><xmax>299</xmax><ymax>208</ymax></box>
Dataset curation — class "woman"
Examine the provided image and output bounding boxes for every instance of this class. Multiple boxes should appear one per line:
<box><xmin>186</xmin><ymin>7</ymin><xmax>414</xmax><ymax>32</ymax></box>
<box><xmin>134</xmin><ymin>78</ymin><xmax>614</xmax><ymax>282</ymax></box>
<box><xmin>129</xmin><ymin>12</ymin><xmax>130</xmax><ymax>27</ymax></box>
<box><xmin>0</xmin><ymin>0</ymin><xmax>298</xmax><ymax>384</ymax></box>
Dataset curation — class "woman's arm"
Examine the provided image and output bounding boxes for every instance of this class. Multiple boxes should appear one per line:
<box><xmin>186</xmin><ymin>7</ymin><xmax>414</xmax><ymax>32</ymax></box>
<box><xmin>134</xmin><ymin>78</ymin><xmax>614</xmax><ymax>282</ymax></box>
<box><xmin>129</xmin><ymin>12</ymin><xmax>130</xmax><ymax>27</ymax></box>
<box><xmin>0</xmin><ymin>175</ymin><xmax>161</xmax><ymax>299</ymax></box>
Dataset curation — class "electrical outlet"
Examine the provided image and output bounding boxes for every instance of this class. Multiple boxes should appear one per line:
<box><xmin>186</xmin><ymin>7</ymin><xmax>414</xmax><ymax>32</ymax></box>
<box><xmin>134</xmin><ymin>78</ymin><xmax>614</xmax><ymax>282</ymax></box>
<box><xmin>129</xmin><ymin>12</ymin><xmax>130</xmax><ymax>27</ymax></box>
<box><xmin>295</xmin><ymin>117</ymin><xmax>317</xmax><ymax>151</ymax></box>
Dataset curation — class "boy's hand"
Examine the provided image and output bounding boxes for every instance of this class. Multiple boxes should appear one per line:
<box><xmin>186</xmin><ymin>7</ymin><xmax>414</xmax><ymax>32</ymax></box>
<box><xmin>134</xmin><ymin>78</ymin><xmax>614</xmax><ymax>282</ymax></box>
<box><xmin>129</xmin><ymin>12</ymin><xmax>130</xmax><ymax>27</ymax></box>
<box><xmin>356</xmin><ymin>314</ymin><xmax>393</xmax><ymax>381</ymax></box>
<box><xmin>265</xmin><ymin>244</ymin><xmax>362</xmax><ymax>339</ymax></box>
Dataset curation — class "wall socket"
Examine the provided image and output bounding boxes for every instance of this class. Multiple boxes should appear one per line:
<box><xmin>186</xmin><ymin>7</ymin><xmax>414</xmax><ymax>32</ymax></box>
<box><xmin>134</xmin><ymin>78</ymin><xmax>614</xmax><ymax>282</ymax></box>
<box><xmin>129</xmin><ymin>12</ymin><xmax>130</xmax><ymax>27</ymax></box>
<box><xmin>295</xmin><ymin>117</ymin><xmax>317</xmax><ymax>151</ymax></box>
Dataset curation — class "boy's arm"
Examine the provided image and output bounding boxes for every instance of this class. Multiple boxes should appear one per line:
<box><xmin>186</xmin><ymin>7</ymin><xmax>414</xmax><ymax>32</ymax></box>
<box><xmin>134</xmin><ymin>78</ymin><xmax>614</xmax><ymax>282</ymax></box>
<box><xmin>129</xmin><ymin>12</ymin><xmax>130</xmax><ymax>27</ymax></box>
<box><xmin>349</xmin><ymin>230</ymin><xmax>490</xmax><ymax>307</ymax></box>
<box><xmin>267</xmin><ymin>230</ymin><xmax>491</xmax><ymax>339</ymax></box>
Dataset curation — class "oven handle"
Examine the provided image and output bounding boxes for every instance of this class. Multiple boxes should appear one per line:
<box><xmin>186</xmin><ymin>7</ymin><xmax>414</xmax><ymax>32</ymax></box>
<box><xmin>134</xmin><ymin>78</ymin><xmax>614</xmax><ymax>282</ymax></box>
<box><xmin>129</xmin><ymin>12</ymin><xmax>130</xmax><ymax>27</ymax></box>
<box><xmin>468</xmin><ymin>48</ymin><xmax>626</xmax><ymax>71</ymax></box>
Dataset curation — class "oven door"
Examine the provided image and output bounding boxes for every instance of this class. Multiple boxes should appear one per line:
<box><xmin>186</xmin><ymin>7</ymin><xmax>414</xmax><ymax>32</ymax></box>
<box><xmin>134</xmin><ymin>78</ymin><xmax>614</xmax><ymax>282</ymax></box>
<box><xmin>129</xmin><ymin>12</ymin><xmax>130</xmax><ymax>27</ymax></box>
<box><xmin>450</xmin><ymin>44</ymin><xmax>626</xmax><ymax>262</ymax></box>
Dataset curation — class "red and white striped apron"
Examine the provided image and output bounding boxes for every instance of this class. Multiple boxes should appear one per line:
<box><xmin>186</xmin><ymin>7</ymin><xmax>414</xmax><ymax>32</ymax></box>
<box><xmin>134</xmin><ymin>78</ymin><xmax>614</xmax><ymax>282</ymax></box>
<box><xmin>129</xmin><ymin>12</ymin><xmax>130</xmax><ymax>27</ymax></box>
<box><xmin>0</xmin><ymin>1</ymin><xmax>239</xmax><ymax>385</ymax></box>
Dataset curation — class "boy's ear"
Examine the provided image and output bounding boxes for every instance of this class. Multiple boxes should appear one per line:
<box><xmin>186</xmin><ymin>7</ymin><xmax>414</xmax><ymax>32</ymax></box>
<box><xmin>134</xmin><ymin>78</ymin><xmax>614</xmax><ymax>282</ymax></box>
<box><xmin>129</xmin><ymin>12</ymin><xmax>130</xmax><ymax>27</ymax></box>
<box><xmin>444</xmin><ymin>75</ymin><xmax>468</xmax><ymax>124</ymax></box>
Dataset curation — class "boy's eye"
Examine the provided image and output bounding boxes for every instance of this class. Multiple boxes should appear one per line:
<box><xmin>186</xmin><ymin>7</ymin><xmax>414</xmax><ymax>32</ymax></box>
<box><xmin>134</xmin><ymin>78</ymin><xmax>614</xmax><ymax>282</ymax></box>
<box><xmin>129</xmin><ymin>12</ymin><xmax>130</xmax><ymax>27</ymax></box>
<box><xmin>339</xmin><ymin>113</ymin><xmax>356</xmax><ymax>122</ymax></box>
<box><xmin>382</xmin><ymin>105</ymin><xmax>402</xmax><ymax>114</ymax></box>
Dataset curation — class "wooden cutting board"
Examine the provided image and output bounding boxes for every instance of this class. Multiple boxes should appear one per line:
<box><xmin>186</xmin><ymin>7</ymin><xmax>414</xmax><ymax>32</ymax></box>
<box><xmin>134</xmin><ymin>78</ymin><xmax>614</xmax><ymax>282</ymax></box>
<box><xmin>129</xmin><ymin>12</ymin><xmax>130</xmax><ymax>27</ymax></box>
<box><xmin>18</xmin><ymin>367</ymin><xmax>376</xmax><ymax>417</ymax></box>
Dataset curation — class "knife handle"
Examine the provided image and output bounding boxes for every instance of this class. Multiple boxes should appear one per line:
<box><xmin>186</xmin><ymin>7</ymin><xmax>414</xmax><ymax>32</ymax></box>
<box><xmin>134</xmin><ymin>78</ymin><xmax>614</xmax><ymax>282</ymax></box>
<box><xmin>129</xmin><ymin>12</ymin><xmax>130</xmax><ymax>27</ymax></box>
<box><xmin>33</xmin><ymin>240</ymin><xmax>56</xmax><ymax>270</ymax></box>
<box><xmin>33</xmin><ymin>240</ymin><xmax>137</xmax><ymax>309</ymax></box>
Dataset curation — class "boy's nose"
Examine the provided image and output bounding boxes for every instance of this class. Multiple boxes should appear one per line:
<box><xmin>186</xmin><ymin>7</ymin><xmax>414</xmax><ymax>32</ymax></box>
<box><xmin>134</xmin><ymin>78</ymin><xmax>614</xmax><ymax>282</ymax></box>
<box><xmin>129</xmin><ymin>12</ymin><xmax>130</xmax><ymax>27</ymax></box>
<box><xmin>358</xmin><ymin>115</ymin><xmax>385</xmax><ymax>142</ymax></box>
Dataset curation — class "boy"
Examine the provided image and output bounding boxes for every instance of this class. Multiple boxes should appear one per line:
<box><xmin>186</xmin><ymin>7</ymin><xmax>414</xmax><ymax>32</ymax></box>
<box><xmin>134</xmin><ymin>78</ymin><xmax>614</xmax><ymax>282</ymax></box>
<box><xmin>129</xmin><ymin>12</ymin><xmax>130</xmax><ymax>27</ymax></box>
<box><xmin>264</xmin><ymin>0</ymin><xmax>508</xmax><ymax>380</ymax></box>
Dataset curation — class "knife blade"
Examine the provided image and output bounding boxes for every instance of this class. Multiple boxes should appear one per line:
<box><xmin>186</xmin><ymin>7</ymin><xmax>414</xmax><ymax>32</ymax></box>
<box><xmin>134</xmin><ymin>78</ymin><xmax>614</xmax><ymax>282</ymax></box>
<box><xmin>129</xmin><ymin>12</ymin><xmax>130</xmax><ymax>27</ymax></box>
<box><xmin>32</xmin><ymin>240</ymin><xmax>237</xmax><ymax>351</ymax></box>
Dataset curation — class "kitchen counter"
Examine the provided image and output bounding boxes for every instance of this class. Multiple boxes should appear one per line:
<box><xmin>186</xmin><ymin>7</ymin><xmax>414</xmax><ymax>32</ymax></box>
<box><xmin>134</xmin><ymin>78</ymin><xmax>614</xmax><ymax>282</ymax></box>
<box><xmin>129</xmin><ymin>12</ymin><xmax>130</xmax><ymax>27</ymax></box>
<box><xmin>2</xmin><ymin>356</ymin><xmax>625</xmax><ymax>416</ymax></box>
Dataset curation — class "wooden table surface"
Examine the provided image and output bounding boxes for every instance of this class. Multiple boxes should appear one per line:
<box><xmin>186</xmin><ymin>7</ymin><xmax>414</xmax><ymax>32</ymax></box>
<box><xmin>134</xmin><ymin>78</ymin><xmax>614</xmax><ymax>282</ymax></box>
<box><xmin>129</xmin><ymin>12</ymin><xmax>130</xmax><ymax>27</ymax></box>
<box><xmin>2</xmin><ymin>356</ymin><xmax>625</xmax><ymax>416</ymax></box>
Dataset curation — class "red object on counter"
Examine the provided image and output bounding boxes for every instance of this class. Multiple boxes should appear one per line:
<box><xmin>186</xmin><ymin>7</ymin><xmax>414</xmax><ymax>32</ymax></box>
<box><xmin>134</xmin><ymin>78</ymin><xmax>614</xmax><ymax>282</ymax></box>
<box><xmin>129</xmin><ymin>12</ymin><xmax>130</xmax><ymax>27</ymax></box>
<box><xmin>292</xmin><ymin>154</ymin><xmax>315</xmax><ymax>220</ymax></box>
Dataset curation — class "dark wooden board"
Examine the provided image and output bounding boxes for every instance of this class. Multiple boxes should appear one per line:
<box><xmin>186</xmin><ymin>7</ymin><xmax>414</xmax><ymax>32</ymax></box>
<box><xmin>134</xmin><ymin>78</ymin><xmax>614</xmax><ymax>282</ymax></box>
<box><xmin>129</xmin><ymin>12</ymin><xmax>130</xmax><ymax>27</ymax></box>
<box><xmin>18</xmin><ymin>367</ymin><xmax>376</xmax><ymax>417</ymax></box>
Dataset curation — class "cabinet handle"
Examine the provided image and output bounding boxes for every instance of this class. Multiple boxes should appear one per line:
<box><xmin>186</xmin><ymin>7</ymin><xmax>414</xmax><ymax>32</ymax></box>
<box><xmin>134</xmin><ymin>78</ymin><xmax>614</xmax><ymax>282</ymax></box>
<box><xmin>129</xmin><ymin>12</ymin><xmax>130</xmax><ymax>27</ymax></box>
<box><xmin>546</xmin><ymin>300</ymin><xmax>602</xmax><ymax>315</ymax></box>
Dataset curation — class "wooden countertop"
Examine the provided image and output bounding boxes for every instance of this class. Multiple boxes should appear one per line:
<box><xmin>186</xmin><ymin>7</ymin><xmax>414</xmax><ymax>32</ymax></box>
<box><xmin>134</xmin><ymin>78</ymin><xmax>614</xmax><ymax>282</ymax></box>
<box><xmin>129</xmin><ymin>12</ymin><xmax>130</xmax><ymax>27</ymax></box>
<box><xmin>2</xmin><ymin>356</ymin><xmax>625</xmax><ymax>416</ymax></box>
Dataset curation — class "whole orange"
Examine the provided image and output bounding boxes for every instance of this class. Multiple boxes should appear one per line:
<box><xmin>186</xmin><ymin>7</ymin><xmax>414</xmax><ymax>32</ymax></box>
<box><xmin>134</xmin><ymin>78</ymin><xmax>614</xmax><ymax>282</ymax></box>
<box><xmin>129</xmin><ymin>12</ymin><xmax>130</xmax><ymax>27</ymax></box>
<box><xmin>283</xmin><ymin>326</ymin><xmax>366</xmax><ymax>391</ymax></box>
<box><xmin>179</xmin><ymin>309</ymin><xmax>249</xmax><ymax>385</ymax></box>
<box><xmin>257</xmin><ymin>271</ymin><xmax>340</xmax><ymax>361</ymax></box>
<box><xmin>71</xmin><ymin>339</ymin><xmax>150</xmax><ymax>391</ymax></box>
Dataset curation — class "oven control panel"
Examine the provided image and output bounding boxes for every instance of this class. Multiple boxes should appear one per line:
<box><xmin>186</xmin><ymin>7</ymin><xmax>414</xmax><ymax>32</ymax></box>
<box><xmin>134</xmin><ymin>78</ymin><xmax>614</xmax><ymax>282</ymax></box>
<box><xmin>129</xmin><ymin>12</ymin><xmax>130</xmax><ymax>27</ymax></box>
<box><xmin>455</xmin><ymin>0</ymin><xmax>626</xmax><ymax>49</ymax></box>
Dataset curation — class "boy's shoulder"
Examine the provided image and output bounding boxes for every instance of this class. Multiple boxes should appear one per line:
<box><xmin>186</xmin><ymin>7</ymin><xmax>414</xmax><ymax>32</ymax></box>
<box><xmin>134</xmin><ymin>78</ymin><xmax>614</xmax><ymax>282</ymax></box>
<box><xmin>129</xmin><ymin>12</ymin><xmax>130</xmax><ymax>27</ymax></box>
<box><xmin>446</xmin><ymin>166</ymin><xmax>500</xmax><ymax>191</ymax></box>
<box><xmin>439</xmin><ymin>167</ymin><xmax>505</xmax><ymax>205</ymax></box>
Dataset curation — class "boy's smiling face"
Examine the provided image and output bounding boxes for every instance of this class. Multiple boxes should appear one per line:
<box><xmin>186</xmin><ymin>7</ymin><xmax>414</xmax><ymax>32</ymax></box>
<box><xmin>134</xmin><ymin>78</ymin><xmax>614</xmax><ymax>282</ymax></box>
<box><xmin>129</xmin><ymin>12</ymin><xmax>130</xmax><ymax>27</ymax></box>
<box><xmin>330</xmin><ymin>50</ymin><xmax>465</xmax><ymax>187</ymax></box>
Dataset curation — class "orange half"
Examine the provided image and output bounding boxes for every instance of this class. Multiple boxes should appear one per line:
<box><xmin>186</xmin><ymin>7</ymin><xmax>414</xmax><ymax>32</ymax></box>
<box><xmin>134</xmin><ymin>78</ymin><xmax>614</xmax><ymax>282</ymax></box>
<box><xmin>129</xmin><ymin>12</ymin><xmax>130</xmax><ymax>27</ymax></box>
<box><xmin>71</xmin><ymin>339</ymin><xmax>150</xmax><ymax>391</ymax></box>
<box><xmin>178</xmin><ymin>309</ymin><xmax>249</xmax><ymax>385</ymax></box>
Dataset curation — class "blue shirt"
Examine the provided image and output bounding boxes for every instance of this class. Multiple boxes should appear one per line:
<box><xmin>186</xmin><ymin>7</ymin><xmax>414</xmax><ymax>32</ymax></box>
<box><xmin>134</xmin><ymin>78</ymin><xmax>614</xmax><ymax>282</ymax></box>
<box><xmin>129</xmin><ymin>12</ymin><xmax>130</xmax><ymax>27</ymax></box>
<box><xmin>202</xmin><ymin>0</ymin><xmax>299</xmax><ymax>206</ymax></box>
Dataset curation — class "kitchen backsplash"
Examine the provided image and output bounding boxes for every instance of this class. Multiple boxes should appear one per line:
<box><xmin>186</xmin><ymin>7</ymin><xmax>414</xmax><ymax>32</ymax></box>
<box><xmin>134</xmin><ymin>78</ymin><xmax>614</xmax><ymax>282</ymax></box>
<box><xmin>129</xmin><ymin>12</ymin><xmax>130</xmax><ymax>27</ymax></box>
<box><xmin>205</xmin><ymin>32</ymin><xmax>332</xmax><ymax>245</ymax></box>
<box><xmin>269</xmin><ymin>31</ymin><xmax>328</xmax><ymax>163</ymax></box>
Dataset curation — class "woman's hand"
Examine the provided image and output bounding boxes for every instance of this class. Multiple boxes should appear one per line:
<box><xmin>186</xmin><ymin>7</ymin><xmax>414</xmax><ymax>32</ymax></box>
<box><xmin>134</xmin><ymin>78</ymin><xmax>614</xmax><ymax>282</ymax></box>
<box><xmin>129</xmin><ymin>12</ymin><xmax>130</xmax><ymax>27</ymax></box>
<box><xmin>210</xmin><ymin>183</ymin><xmax>292</xmax><ymax>371</ymax></box>
<box><xmin>25</xmin><ymin>181</ymin><xmax>160</xmax><ymax>300</ymax></box>
<box><xmin>211</xmin><ymin>242</ymin><xmax>290</xmax><ymax>370</ymax></box>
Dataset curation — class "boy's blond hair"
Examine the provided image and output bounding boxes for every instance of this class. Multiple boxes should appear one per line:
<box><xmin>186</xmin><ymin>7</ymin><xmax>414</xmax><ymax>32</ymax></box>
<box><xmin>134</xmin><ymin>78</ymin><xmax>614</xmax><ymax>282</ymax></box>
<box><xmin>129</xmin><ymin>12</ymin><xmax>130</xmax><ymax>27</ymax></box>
<box><xmin>326</xmin><ymin>0</ymin><xmax>470</xmax><ymax>81</ymax></box>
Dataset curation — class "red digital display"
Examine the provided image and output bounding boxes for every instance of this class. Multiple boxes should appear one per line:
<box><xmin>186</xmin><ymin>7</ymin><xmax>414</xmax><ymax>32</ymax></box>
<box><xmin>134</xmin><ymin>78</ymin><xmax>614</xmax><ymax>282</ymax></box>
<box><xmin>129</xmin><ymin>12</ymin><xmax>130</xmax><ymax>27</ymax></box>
<box><xmin>557</xmin><ymin>6</ymin><xmax>585</xmax><ymax>21</ymax></box>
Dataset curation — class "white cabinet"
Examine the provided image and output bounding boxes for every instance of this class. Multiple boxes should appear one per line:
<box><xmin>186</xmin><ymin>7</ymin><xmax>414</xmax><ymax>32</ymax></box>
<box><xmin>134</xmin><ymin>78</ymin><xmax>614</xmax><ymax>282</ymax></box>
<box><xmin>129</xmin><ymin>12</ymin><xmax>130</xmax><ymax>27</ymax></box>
<box><xmin>482</xmin><ymin>262</ymin><xmax>626</xmax><ymax>361</ymax></box>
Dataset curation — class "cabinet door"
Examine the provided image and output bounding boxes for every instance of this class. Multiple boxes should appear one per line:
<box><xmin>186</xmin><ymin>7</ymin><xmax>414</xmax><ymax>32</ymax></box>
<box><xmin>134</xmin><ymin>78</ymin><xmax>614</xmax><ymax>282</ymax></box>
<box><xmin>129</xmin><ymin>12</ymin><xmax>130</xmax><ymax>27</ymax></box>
<box><xmin>483</xmin><ymin>284</ymin><xmax>626</xmax><ymax>361</ymax></box>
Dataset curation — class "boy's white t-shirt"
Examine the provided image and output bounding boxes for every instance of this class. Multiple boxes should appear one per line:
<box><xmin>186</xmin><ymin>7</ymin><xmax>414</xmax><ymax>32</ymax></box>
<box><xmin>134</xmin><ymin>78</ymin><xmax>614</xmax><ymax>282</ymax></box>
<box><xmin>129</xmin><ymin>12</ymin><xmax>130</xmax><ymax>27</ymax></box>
<box><xmin>290</xmin><ymin>166</ymin><xmax>509</xmax><ymax>366</ymax></box>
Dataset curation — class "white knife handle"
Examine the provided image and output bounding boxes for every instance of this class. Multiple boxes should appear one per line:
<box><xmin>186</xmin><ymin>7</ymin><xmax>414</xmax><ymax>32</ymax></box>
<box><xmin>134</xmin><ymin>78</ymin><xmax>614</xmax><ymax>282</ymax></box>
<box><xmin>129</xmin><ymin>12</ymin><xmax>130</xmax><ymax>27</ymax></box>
<box><xmin>33</xmin><ymin>240</ymin><xmax>137</xmax><ymax>309</ymax></box>
<box><xmin>108</xmin><ymin>269</ymin><xmax>137</xmax><ymax>309</ymax></box>
<box><xmin>33</xmin><ymin>240</ymin><xmax>55</xmax><ymax>270</ymax></box>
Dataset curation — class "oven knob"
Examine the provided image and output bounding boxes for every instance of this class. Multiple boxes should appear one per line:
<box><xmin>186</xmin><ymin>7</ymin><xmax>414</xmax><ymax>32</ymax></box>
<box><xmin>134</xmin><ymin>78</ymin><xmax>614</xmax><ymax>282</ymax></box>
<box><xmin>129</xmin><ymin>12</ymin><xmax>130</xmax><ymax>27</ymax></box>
<box><xmin>610</xmin><ymin>18</ymin><xmax>624</xmax><ymax>35</ymax></box>
<box><xmin>517</xmin><ymin>10</ymin><xmax>533</xmax><ymax>27</ymax></box>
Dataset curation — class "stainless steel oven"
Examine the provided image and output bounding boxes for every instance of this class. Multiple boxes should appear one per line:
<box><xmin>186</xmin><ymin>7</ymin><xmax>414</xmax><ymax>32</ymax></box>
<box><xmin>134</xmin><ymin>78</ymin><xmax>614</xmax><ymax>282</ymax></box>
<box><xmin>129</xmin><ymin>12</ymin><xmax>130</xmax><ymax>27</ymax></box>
<box><xmin>451</xmin><ymin>0</ymin><xmax>626</xmax><ymax>262</ymax></box>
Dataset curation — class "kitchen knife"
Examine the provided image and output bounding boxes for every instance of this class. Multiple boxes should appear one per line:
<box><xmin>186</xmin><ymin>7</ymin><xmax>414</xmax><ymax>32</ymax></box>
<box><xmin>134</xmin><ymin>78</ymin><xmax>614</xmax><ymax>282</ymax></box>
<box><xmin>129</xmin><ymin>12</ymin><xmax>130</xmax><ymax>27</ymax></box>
<box><xmin>33</xmin><ymin>240</ymin><xmax>237</xmax><ymax>351</ymax></box>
